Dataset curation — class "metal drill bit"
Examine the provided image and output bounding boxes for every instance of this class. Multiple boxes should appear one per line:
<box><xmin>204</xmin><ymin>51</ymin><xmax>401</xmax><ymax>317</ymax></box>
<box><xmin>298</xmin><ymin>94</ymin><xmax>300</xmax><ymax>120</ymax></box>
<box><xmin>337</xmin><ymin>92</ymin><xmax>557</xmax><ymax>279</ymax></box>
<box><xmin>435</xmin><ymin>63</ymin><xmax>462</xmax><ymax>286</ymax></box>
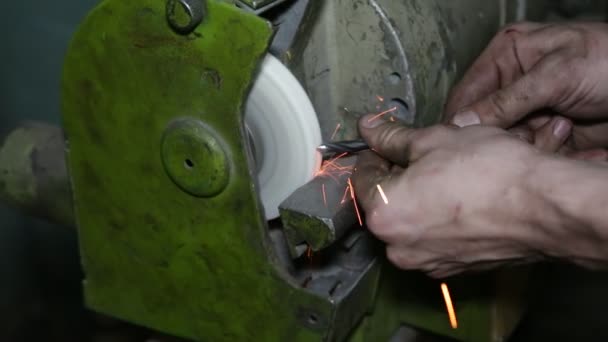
<box><xmin>317</xmin><ymin>139</ymin><xmax>369</xmax><ymax>155</ymax></box>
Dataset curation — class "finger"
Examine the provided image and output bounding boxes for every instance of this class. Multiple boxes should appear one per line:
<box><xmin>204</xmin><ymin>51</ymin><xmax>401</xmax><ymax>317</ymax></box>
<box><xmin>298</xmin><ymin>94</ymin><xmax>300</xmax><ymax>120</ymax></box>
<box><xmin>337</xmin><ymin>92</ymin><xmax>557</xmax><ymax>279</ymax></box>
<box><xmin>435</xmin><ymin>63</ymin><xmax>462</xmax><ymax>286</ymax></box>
<box><xmin>386</xmin><ymin>245</ymin><xmax>430</xmax><ymax>271</ymax></box>
<box><xmin>352</xmin><ymin>150</ymin><xmax>392</xmax><ymax>213</ymax></box>
<box><xmin>525</xmin><ymin>113</ymin><xmax>552</xmax><ymax>130</ymax></box>
<box><xmin>569</xmin><ymin>122</ymin><xmax>608</xmax><ymax>150</ymax></box>
<box><xmin>359</xmin><ymin>115</ymin><xmax>455</xmax><ymax>165</ymax></box>
<box><xmin>533</xmin><ymin>116</ymin><xmax>572</xmax><ymax>152</ymax></box>
<box><xmin>509</xmin><ymin>125</ymin><xmax>534</xmax><ymax>144</ymax></box>
<box><xmin>451</xmin><ymin>51</ymin><xmax>569</xmax><ymax>128</ymax></box>
<box><xmin>567</xmin><ymin>149</ymin><xmax>608</xmax><ymax>162</ymax></box>
<box><xmin>516</xmin><ymin>24</ymin><xmax>587</xmax><ymax>70</ymax></box>
<box><xmin>445</xmin><ymin>22</ymin><xmax>547</xmax><ymax>116</ymax></box>
<box><xmin>445</xmin><ymin>23</ymin><xmax>582</xmax><ymax>120</ymax></box>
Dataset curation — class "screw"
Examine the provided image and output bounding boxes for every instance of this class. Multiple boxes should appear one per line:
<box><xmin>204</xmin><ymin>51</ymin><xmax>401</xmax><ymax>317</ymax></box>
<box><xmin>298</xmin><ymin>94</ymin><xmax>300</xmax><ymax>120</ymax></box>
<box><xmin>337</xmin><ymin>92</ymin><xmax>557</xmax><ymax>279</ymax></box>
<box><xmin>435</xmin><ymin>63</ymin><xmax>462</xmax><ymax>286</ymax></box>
<box><xmin>166</xmin><ymin>0</ymin><xmax>205</xmax><ymax>34</ymax></box>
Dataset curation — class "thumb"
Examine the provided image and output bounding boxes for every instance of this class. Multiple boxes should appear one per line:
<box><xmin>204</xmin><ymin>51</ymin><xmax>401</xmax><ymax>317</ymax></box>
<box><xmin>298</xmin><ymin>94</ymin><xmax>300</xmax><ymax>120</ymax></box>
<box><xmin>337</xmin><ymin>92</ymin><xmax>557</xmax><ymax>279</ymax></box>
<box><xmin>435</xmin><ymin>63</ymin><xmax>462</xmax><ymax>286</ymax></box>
<box><xmin>358</xmin><ymin>115</ymin><xmax>455</xmax><ymax>165</ymax></box>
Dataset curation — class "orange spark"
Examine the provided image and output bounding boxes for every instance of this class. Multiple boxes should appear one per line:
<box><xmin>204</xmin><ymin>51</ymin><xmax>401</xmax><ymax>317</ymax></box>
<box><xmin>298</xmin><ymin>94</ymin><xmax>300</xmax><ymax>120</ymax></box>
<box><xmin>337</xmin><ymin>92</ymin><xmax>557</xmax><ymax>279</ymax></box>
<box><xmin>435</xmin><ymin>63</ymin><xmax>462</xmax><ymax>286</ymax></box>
<box><xmin>367</xmin><ymin>106</ymin><xmax>397</xmax><ymax>123</ymax></box>
<box><xmin>340</xmin><ymin>185</ymin><xmax>350</xmax><ymax>204</ymax></box>
<box><xmin>377</xmin><ymin>184</ymin><xmax>388</xmax><ymax>204</ymax></box>
<box><xmin>330</xmin><ymin>123</ymin><xmax>342</xmax><ymax>141</ymax></box>
<box><xmin>441</xmin><ymin>283</ymin><xmax>458</xmax><ymax>329</ymax></box>
<box><xmin>306</xmin><ymin>246</ymin><xmax>313</xmax><ymax>260</ymax></box>
<box><xmin>334</xmin><ymin>152</ymin><xmax>348</xmax><ymax>160</ymax></box>
<box><xmin>389</xmin><ymin>116</ymin><xmax>396</xmax><ymax>122</ymax></box>
<box><xmin>376</xmin><ymin>95</ymin><xmax>385</xmax><ymax>102</ymax></box>
<box><xmin>322</xmin><ymin>183</ymin><xmax>328</xmax><ymax>207</ymax></box>
<box><xmin>315</xmin><ymin>152</ymin><xmax>353</xmax><ymax>182</ymax></box>
<box><xmin>348</xmin><ymin>178</ymin><xmax>363</xmax><ymax>226</ymax></box>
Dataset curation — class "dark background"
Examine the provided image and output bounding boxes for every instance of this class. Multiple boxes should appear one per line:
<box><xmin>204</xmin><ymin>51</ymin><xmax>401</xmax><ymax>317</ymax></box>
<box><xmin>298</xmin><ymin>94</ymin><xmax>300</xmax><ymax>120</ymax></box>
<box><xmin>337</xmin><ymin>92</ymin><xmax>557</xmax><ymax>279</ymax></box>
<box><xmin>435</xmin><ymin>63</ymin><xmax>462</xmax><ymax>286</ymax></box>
<box><xmin>1</xmin><ymin>1</ymin><xmax>103</xmax><ymax>340</ymax></box>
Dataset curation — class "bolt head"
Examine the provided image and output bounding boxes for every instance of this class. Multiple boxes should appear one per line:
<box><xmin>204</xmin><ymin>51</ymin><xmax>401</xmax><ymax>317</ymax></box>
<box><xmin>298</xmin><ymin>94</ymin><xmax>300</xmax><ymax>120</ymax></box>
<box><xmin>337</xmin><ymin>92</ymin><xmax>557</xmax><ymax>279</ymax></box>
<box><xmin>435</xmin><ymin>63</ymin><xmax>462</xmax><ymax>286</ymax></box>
<box><xmin>161</xmin><ymin>118</ymin><xmax>229</xmax><ymax>197</ymax></box>
<box><xmin>166</xmin><ymin>0</ymin><xmax>205</xmax><ymax>34</ymax></box>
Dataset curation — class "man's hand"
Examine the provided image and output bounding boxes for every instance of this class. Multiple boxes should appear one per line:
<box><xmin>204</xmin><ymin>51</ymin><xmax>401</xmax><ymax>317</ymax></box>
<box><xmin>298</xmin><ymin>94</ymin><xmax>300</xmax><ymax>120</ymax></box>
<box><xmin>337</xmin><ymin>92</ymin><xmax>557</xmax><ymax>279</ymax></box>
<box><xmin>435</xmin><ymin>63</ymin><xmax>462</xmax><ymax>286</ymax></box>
<box><xmin>352</xmin><ymin>116</ymin><xmax>574</xmax><ymax>278</ymax></box>
<box><xmin>445</xmin><ymin>22</ymin><xmax>608</xmax><ymax>154</ymax></box>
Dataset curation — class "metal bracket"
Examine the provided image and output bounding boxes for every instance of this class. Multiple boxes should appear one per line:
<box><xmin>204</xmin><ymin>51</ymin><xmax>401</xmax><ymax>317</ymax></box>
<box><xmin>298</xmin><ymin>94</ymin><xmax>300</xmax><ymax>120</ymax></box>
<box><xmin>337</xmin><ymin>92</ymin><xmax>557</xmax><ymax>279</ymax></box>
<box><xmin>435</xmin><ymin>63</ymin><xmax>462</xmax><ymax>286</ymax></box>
<box><xmin>236</xmin><ymin>0</ymin><xmax>290</xmax><ymax>14</ymax></box>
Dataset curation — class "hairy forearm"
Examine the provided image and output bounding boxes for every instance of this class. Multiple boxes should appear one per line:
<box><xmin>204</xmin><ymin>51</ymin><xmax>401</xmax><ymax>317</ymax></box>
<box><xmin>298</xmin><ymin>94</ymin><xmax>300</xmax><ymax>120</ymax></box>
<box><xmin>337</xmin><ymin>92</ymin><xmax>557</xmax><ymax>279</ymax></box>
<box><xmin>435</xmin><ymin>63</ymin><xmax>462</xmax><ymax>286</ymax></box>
<box><xmin>531</xmin><ymin>155</ymin><xmax>608</xmax><ymax>267</ymax></box>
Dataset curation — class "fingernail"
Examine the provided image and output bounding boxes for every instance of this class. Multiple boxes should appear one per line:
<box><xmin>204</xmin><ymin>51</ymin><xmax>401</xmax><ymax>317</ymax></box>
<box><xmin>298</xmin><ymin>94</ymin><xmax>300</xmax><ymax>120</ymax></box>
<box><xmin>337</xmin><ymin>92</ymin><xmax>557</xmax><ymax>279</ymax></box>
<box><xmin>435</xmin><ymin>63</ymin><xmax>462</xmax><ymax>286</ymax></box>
<box><xmin>452</xmin><ymin>111</ymin><xmax>481</xmax><ymax>127</ymax></box>
<box><xmin>361</xmin><ymin>114</ymin><xmax>386</xmax><ymax>129</ymax></box>
<box><xmin>552</xmin><ymin>119</ymin><xmax>572</xmax><ymax>139</ymax></box>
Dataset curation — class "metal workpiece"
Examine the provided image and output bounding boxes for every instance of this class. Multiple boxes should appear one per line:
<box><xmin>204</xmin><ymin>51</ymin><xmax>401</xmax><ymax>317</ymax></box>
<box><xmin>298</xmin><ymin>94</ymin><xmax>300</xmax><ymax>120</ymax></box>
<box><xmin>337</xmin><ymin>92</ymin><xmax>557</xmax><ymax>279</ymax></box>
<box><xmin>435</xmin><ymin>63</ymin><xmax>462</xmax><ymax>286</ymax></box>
<box><xmin>318</xmin><ymin>139</ymin><xmax>369</xmax><ymax>156</ymax></box>
<box><xmin>166</xmin><ymin>0</ymin><xmax>206</xmax><ymax>34</ymax></box>
<box><xmin>280</xmin><ymin>156</ymin><xmax>358</xmax><ymax>258</ymax></box>
<box><xmin>0</xmin><ymin>122</ymin><xmax>73</xmax><ymax>227</ymax></box>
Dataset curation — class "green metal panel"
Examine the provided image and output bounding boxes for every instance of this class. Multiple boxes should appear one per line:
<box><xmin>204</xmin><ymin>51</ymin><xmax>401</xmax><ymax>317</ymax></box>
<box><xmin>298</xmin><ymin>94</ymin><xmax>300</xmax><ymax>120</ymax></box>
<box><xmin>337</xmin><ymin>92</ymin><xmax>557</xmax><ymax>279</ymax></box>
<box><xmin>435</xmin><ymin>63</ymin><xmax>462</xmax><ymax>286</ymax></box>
<box><xmin>61</xmin><ymin>1</ymin><xmax>341</xmax><ymax>340</ymax></box>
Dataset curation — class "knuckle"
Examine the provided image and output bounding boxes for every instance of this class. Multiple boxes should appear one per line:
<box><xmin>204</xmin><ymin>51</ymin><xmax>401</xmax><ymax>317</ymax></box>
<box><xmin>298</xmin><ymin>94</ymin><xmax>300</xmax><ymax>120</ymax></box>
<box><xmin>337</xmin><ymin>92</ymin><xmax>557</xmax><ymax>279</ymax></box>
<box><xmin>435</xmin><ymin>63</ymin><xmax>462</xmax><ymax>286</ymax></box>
<box><xmin>377</xmin><ymin>125</ymin><xmax>414</xmax><ymax>160</ymax></box>
<box><xmin>494</xmin><ymin>53</ymin><xmax>513</xmax><ymax>72</ymax></box>
<box><xmin>407</xmin><ymin>135</ymin><xmax>425</xmax><ymax>160</ymax></box>
<box><xmin>554</xmin><ymin>25</ymin><xmax>590</xmax><ymax>56</ymax></box>
<box><xmin>408</xmin><ymin>126</ymin><xmax>452</xmax><ymax>158</ymax></box>
<box><xmin>560</xmin><ymin>25</ymin><xmax>586</xmax><ymax>43</ymax></box>
<box><xmin>378</xmin><ymin>125</ymin><xmax>409</xmax><ymax>148</ymax></box>
<box><xmin>486</xmin><ymin>90</ymin><xmax>513</xmax><ymax>122</ymax></box>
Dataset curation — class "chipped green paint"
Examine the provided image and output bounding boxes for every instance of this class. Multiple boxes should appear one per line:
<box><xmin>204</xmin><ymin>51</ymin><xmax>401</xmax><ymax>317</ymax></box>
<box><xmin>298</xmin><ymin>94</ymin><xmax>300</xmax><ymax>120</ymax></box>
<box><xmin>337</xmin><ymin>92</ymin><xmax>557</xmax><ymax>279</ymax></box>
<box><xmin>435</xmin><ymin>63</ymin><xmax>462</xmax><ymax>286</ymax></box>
<box><xmin>61</xmin><ymin>1</ymin><xmax>341</xmax><ymax>340</ymax></box>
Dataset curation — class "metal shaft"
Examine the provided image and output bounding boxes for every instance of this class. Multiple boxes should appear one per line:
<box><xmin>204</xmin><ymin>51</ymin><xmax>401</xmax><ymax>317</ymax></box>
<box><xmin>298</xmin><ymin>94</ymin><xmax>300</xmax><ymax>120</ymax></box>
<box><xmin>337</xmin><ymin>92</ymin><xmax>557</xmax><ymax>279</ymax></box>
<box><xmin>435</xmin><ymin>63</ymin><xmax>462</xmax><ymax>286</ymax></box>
<box><xmin>0</xmin><ymin>122</ymin><xmax>74</xmax><ymax>227</ymax></box>
<box><xmin>317</xmin><ymin>139</ymin><xmax>369</xmax><ymax>155</ymax></box>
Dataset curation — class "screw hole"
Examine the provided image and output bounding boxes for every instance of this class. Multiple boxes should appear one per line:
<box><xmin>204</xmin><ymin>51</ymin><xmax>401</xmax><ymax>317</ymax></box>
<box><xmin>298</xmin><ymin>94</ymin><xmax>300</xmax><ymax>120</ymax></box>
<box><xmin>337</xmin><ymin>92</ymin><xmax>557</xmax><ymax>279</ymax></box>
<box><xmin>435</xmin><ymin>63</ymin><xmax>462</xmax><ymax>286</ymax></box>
<box><xmin>389</xmin><ymin>98</ymin><xmax>409</xmax><ymax>112</ymax></box>
<box><xmin>308</xmin><ymin>314</ymin><xmax>319</xmax><ymax>325</ymax></box>
<box><xmin>388</xmin><ymin>72</ymin><xmax>402</xmax><ymax>85</ymax></box>
<box><xmin>388</xmin><ymin>98</ymin><xmax>413</xmax><ymax>124</ymax></box>
<box><xmin>184</xmin><ymin>159</ymin><xmax>195</xmax><ymax>169</ymax></box>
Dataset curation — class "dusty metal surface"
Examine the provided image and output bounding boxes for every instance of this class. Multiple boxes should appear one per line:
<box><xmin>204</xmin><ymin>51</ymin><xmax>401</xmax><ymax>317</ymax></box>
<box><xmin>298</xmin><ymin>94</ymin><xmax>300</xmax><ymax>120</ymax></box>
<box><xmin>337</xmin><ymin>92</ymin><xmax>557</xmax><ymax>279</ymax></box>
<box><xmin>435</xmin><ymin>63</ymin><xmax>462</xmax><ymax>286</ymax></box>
<box><xmin>0</xmin><ymin>122</ymin><xmax>73</xmax><ymax>227</ymax></box>
<box><xmin>279</xmin><ymin>0</ymin><xmax>552</xmax><ymax>142</ymax></box>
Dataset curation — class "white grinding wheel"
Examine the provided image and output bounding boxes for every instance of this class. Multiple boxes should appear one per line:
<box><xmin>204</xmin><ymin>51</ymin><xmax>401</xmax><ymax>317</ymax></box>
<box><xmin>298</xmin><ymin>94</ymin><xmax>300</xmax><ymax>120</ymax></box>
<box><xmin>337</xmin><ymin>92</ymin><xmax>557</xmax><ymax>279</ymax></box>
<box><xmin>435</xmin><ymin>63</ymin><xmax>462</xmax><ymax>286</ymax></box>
<box><xmin>245</xmin><ymin>55</ymin><xmax>322</xmax><ymax>220</ymax></box>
